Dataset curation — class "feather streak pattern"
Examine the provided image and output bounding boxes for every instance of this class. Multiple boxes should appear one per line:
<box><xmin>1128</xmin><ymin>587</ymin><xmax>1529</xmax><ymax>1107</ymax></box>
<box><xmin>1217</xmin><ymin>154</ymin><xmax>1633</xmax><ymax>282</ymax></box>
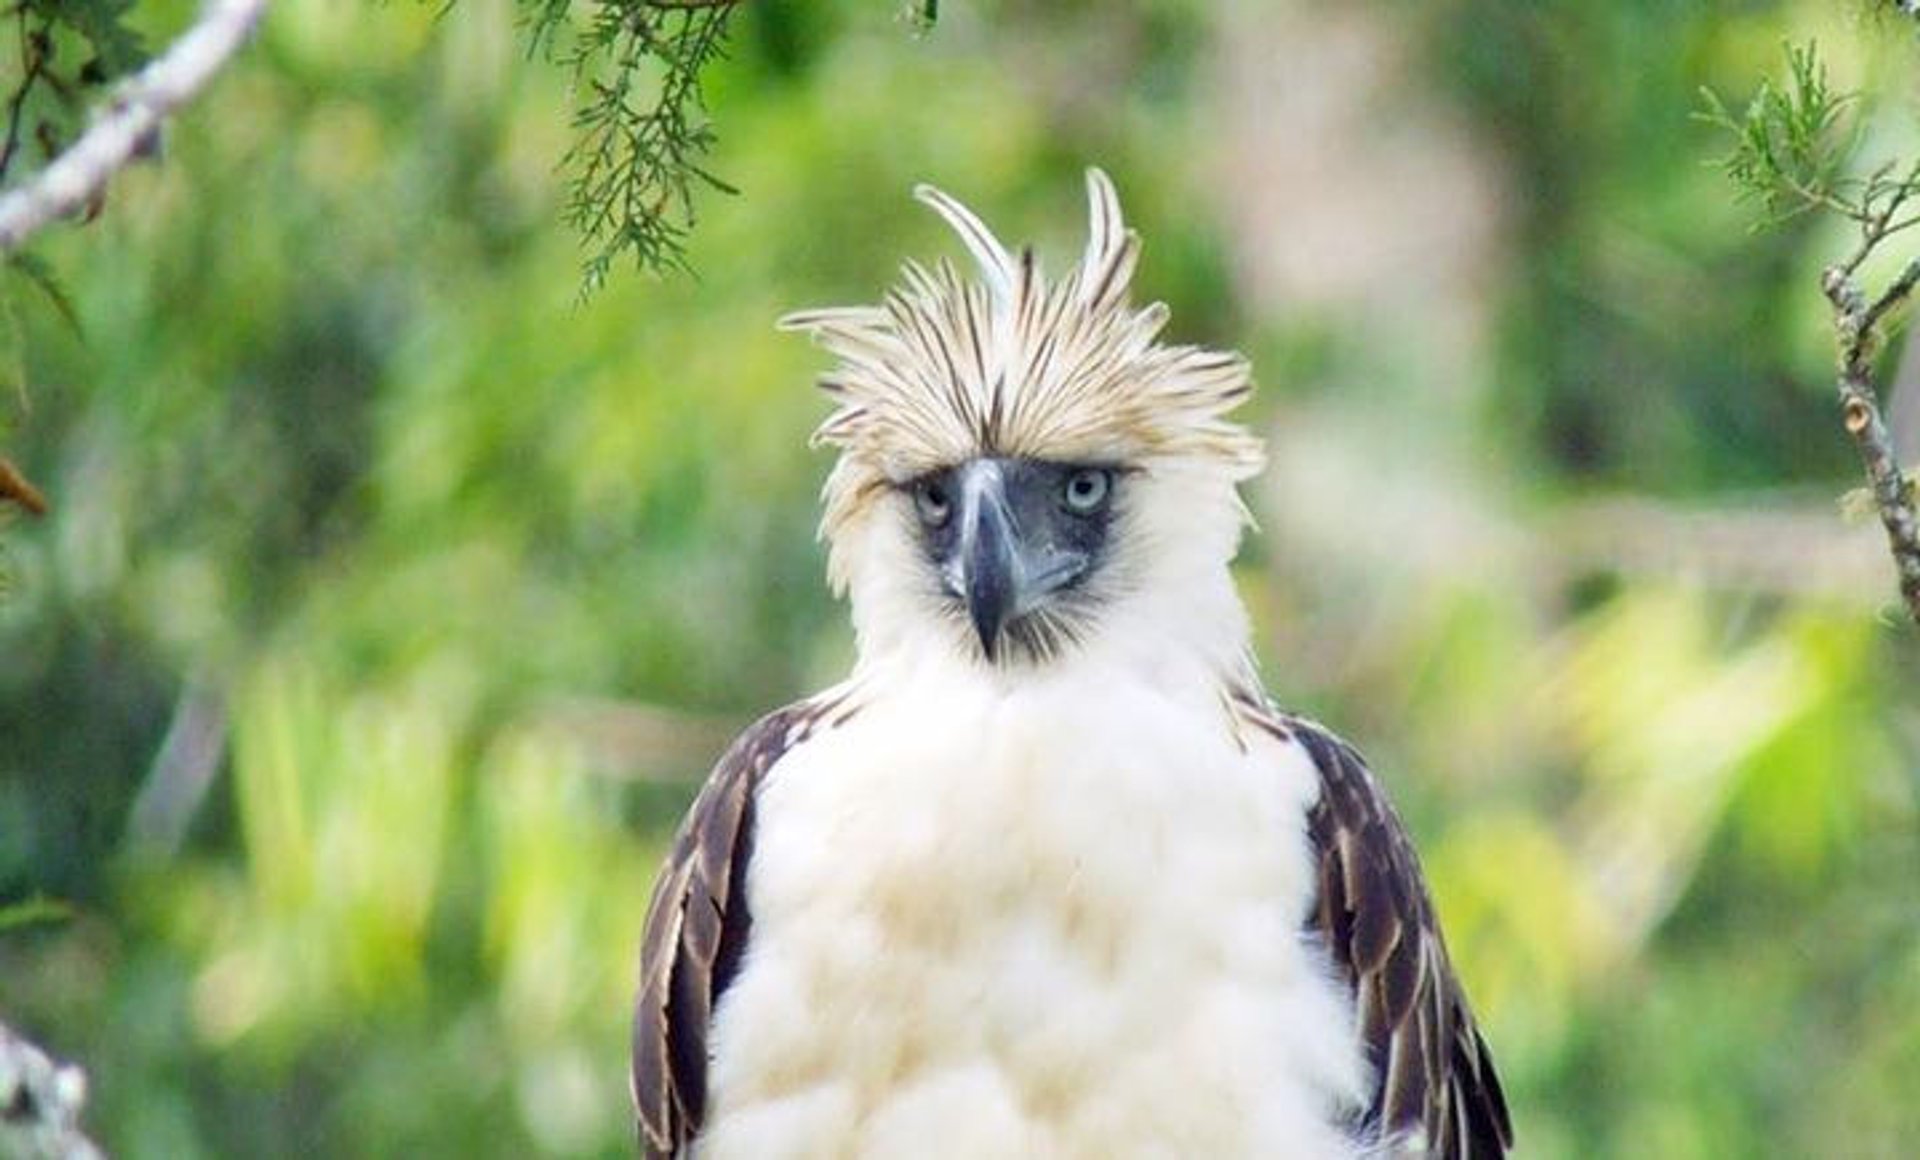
<box><xmin>780</xmin><ymin>169</ymin><xmax>1264</xmax><ymax>591</ymax></box>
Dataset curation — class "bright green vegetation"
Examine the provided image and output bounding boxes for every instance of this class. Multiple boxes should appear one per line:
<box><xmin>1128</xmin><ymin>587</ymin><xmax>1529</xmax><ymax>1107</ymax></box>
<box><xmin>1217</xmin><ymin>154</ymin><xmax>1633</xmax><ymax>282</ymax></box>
<box><xmin>2</xmin><ymin>2</ymin><xmax>1917</xmax><ymax>1157</ymax></box>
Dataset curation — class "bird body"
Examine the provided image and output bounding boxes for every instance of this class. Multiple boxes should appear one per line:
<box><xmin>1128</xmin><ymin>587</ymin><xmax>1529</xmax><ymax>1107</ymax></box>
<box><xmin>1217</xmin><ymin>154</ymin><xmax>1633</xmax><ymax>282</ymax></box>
<box><xmin>632</xmin><ymin>171</ymin><xmax>1511</xmax><ymax>1158</ymax></box>
<box><xmin>696</xmin><ymin>650</ymin><xmax>1364</xmax><ymax>1157</ymax></box>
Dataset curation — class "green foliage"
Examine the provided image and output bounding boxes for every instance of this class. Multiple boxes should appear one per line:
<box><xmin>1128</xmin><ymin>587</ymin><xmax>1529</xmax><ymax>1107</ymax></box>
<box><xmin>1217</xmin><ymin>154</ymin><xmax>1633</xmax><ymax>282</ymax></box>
<box><xmin>0</xmin><ymin>0</ymin><xmax>130</xmax><ymax>536</ymax></box>
<box><xmin>521</xmin><ymin>0</ymin><xmax>743</xmax><ymax>290</ymax></box>
<box><xmin>1701</xmin><ymin>34</ymin><xmax>1920</xmax><ymax>626</ymax></box>
<box><xmin>1699</xmin><ymin>40</ymin><xmax>1920</xmax><ymax>243</ymax></box>
<box><xmin>0</xmin><ymin>1</ymin><xmax>1917</xmax><ymax>1157</ymax></box>
<box><xmin>1879</xmin><ymin>1</ymin><xmax>1920</xmax><ymax>25</ymax></box>
<box><xmin>1</xmin><ymin>0</ymin><xmax>148</xmax><ymax>184</ymax></box>
<box><xmin>6</xmin><ymin>252</ymin><xmax>79</xmax><ymax>338</ymax></box>
<box><xmin>25</xmin><ymin>0</ymin><xmax>146</xmax><ymax>77</ymax></box>
<box><xmin>0</xmin><ymin>892</ymin><xmax>70</xmax><ymax>933</ymax></box>
<box><xmin>1698</xmin><ymin>43</ymin><xmax>1860</xmax><ymax>225</ymax></box>
<box><xmin>901</xmin><ymin>0</ymin><xmax>936</xmax><ymax>33</ymax></box>
<box><xmin>0</xmin><ymin>257</ymin><xmax>63</xmax><ymax>536</ymax></box>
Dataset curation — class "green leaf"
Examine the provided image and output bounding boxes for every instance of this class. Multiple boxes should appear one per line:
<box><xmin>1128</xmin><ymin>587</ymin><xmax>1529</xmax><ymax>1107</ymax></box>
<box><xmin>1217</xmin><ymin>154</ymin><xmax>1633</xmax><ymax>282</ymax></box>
<box><xmin>517</xmin><ymin>0</ymin><xmax>742</xmax><ymax>290</ymax></box>
<box><xmin>0</xmin><ymin>894</ymin><xmax>74</xmax><ymax>934</ymax></box>
<box><xmin>7</xmin><ymin>252</ymin><xmax>82</xmax><ymax>339</ymax></box>
<box><xmin>26</xmin><ymin>0</ymin><xmax>147</xmax><ymax>77</ymax></box>
<box><xmin>1696</xmin><ymin>41</ymin><xmax>1871</xmax><ymax>227</ymax></box>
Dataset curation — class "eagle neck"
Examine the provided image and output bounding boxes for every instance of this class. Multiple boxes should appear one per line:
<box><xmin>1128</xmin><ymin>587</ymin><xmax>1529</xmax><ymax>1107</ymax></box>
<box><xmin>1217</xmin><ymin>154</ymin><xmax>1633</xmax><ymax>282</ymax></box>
<box><xmin>850</xmin><ymin>568</ymin><xmax>1256</xmax><ymax>727</ymax></box>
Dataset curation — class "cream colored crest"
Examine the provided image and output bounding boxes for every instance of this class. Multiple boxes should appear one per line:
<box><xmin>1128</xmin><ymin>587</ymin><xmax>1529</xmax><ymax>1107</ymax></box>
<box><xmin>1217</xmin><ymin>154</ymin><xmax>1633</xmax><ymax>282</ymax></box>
<box><xmin>779</xmin><ymin>169</ymin><xmax>1264</xmax><ymax>589</ymax></box>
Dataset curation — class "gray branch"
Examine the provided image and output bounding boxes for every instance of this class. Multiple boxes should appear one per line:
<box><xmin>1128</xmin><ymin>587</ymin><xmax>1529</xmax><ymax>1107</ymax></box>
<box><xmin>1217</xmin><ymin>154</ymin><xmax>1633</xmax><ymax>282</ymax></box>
<box><xmin>0</xmin><ymin>1022</ymin><xmax>102</xmax><ymax>1160</ymax></box>
<box><xmin>0</xmin><ymin>0</ymin><xmax>269</xmax><ymax>253</ymax></box>
<box><xmin>1823</xmin><ymin>256</ymin><xmax>1920</xmax><ymax>625</ymax></box>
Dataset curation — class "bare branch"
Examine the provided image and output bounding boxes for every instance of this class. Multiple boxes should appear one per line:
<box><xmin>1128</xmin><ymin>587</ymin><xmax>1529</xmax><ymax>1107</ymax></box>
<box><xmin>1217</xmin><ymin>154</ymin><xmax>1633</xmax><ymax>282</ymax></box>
<box><xmin>1863</xmin><ymin>256</ymin><xmax>1920</xmax><ymax>334</ymax></box>
<box><xmin>0</xmin><ymin>455</ymin><xmax>46</xmax><ymax>514</ymax></box>
<box><xmin>1709</xmin><ymin>41</ymin><xmax>1920</xmax><ymax>623</ymax></box>
<box><xmin>0</xmin><ymin>1021</ymin><xmax>102</xmax><ymax>1160</ymax></box>
<box><xmin>124</xmin><ymin>676</ymin><xmax>229</xmax><ymax>857</ymax></box>
<box><xmin>0</xmin><ymin>0</ymin><xmax>269</xmax><ymax>254</ymax></box>
<box><xmin>1823</xmin><ymin>258</ymin><xmax>1920</xmax><ymax>624</ymax></box>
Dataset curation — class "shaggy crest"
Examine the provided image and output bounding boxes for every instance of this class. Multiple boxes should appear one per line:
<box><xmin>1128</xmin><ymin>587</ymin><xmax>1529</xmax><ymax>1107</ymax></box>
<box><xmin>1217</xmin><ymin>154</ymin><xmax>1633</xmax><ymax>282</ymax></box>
<box><xmin>780</xmin><ymin>169</ymin><xmax>1264</xmax><ymax>557</ymax></box>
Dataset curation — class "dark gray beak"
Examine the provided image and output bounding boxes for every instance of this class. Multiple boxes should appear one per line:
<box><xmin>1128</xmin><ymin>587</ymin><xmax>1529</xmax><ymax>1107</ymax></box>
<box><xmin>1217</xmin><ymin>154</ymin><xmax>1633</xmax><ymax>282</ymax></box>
<box><xmin>956</xmin><ymin>462</ymin><xmax>1019</xmax><ymax>659</ymax></box>
<box><xmin>946</xmin><ymin>459</ymin><xmax>1092</xmax><ymax>660</ymax></box>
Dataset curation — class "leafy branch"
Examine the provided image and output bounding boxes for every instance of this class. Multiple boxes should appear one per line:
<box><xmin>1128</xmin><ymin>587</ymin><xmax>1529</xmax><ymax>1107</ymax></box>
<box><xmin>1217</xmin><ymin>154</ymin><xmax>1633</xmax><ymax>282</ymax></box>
<box><xmin>0</xmin><ymin>0</ymin><xmax>264</xmax><ymax>252</ymax></box>
<box><xmin>0</xmin><ymin>0</ymin><xmax>259</xmax><ymax>525</ymax></box>
<box><xmin>1701</xmin><ymin>42</ymin><xmax>1920</xmax><ymax>625</ymax></box>
<box><xmin>520</xmin><ymin>0</ymin><xmax>743</xmax><ymax>293</ymax></box>
<box><xmin>521</xmin><ymin>0</ymin><xmax>946</xmax><ymax>292</ymax></box>
<box><xmin>0</xmin><ymin>0</ymin><xmax>151</xmax><ymax>194</ymax></box>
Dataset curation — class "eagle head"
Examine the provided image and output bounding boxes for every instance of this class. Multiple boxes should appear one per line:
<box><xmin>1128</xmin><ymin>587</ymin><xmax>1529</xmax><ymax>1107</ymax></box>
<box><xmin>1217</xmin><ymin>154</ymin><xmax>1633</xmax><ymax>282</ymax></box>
<box><xmin>781</xmin><ymin>170</ymin><xmax>1264</xmax><ymax>670</ymax></box>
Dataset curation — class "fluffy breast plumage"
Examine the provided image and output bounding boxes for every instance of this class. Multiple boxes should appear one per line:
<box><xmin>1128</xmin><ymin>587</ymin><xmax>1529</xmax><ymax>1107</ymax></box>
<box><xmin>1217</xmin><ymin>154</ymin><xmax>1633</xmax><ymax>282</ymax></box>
<box><xmin>692</xmin><ymin>674</ymin><xmax>1371</xmax><ymax>1159</ymax></box>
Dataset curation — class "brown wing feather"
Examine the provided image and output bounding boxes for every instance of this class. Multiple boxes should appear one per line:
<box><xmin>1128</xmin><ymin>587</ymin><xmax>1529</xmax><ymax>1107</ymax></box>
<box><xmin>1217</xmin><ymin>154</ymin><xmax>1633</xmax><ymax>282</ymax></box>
<box><xmin>1246</xmin><ymin>705</ymin><xmax>1513</xmax><ymax>1157</ymax></box>
<box><xmin>630</xmin><ymin>694</ymin><xmax>856</xmax><ymax>1159</ymax></box>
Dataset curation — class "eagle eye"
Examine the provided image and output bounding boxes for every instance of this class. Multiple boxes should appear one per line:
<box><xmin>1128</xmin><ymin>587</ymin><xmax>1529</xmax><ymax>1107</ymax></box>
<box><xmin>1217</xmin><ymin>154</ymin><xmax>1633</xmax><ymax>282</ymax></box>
<box><xmin>1061</xmin><ymin>467</ymin><xmax>1111</xmax><ymax>514</ymax></box>
<box><xmin>913</xmin><ymin>477</ymin><xmax>952</xmax><ymax>528</ymax></box>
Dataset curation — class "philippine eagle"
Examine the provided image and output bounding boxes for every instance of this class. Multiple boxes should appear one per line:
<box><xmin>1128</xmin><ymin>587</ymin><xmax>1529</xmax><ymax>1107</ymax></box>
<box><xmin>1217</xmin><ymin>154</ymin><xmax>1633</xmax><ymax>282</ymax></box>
<box><xmin>631</xmin><ymin>170</ymin><xmax>1512</xmax><ymax>1158</ymax></box>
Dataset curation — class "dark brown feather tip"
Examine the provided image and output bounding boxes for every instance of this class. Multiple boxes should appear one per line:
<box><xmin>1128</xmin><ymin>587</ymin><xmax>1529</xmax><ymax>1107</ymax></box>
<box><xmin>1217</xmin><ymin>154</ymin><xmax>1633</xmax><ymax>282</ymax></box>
<box><xmin>1246</xmin><ymin>708</ymin><xmax>1513</xmax><ymax>1158</ymax></box>
<box><xmin>630</xmin><ymin>693</ymin><xmax>857</xmax><ymax>1158</ymax></box>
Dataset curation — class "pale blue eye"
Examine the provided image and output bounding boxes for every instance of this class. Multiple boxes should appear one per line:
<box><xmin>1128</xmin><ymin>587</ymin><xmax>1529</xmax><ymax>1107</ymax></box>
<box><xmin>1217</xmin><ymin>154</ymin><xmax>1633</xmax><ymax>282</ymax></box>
<box><xmin>1063</xmin><ymin>468</ymin><xmax>1110</xmax><ymax>513</ymax></box>
<box><xmin>914</xmin><ymin>479</ymin><xmax>952</xmax><ymax>527</ymax></box>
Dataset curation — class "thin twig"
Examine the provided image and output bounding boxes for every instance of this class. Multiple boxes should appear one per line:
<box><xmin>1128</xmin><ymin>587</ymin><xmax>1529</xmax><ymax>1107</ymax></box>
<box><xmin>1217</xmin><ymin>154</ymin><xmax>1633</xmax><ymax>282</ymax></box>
<box><xmin>1779</xmin><ymin>169</ymin><xmax>1863</xmax><ymax>225</ymax></box>
<box><xmin>1876</xmin><ymin>214</ymin><xmax>1920</xmax><ymax>246</ymax></box>
<box><xmin>0</xmin><ymin>453</ymin><xmax>45</xmax><ymax>513</ymax></box>
<box><xmin>1862</xmin><ymin>256</ymin><xmax>1920</xmax><ymax>334</ymax></box>
<box><xmin>0</xmin><ymin>7</ymin><xmax>47</xmax><ymax>183</ymax></box>
<box><xmin>1836</xmin><ymin>175</ymin><xmax>1920</xmax><ymax>279</ymax></box>
<box><xmin>0</xmin><ymin>0</ymin><xmax>268</xmax><ymax>253</ymax></box>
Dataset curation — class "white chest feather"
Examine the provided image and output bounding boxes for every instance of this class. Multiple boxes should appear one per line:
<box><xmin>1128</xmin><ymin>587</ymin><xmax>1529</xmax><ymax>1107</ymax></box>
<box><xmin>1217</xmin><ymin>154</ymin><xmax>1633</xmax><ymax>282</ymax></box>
<box><xmin>698</xmin><ymin>665</ymin><xmax>1369</xmax><ymax>1158</ymax></box>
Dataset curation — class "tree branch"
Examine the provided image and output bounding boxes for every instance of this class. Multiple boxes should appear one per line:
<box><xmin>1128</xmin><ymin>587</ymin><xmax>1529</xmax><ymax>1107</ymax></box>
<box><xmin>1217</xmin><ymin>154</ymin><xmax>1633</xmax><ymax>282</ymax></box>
<box><xmin>0</xmin><ymin>455</ymin><xmax>46</xmax><ymax>514</ymax></box>
<box><xmin>1823</xmin><ymin>256</ymin><xmax>1920</xmax><ymax>624</ymax></box>
<box><xmin>0</xmin><ymin>0</ymin><xmax>269</xmax><ymax>254</ymax></box>
<box><xmin>0</xmin><ymin>1021</ymin><xmax>102</xmax><ymax>1160</ymax></box>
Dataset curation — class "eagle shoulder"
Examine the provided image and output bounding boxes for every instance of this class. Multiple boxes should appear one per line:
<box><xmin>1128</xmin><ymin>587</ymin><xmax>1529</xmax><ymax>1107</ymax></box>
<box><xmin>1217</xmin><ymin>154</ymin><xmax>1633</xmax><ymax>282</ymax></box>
<box><xmin>1243</xmin><ymin>701</ymin><xmax>1513</xmax><ymax>1158</ymax></box>
<box><xmin>630</xmin><ymin>691</ymin><xmax>858</xmax><ymax>1159</ymax></box>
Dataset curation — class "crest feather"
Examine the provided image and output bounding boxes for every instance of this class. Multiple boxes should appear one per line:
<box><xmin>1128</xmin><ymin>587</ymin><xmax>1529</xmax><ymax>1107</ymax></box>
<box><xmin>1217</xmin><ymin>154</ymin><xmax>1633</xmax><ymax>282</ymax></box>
<box><xmin>913</xmin><ymin>184</ymin><xmax>1018</xmax><ymax>303</ymax></box>
<box><xmin>783</xmin><ymin>168</ymin><xmax>1264</xmax><ymax>571</ymax></box>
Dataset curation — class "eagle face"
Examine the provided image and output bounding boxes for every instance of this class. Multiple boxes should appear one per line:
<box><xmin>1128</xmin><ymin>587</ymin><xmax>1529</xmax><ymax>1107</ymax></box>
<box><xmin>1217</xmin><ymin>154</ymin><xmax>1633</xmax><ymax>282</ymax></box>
<box><xmin>904</xmin><ymin>456</ymin><xmax>1120</xmax><ymax>662</ymax></box>
<box><xmin>784</xmin><ymin>171</ymin><xmax>1264</xmax><ymax>675</ymax></box>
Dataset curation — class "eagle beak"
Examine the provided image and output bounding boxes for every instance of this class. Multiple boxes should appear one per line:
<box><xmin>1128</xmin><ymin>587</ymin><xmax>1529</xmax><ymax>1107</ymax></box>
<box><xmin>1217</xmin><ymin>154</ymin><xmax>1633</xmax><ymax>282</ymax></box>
<box><xmin>956</xmin><ymin>462</ymin><xmax>1019</xmax><ymax>660</ymax></box>
<box><xmin>948</xmin><ymin>459</ymin><xmax>1091</xmax><ymax>661</ymax></box>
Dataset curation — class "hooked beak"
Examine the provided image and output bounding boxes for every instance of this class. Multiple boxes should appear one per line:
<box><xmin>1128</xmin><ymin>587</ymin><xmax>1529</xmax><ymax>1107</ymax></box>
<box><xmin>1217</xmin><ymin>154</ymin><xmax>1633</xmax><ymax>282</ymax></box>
<box><xmin>958</xmin><ymin>463</ymin><xmax>1017</xmax><ymax>659</ymax></box>
<box><xmin>947</xmin><ymin>460</ymin><xmax>1088</xmax><ymax>660</ymax></box>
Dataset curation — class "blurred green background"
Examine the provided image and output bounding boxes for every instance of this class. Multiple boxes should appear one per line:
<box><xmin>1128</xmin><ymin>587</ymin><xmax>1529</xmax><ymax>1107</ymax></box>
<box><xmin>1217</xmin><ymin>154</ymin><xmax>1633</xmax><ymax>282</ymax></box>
<box><xmin>3</xmin><ymin>0</ymin><xmax>1919</xmax><ymax>1155</ymax></box>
